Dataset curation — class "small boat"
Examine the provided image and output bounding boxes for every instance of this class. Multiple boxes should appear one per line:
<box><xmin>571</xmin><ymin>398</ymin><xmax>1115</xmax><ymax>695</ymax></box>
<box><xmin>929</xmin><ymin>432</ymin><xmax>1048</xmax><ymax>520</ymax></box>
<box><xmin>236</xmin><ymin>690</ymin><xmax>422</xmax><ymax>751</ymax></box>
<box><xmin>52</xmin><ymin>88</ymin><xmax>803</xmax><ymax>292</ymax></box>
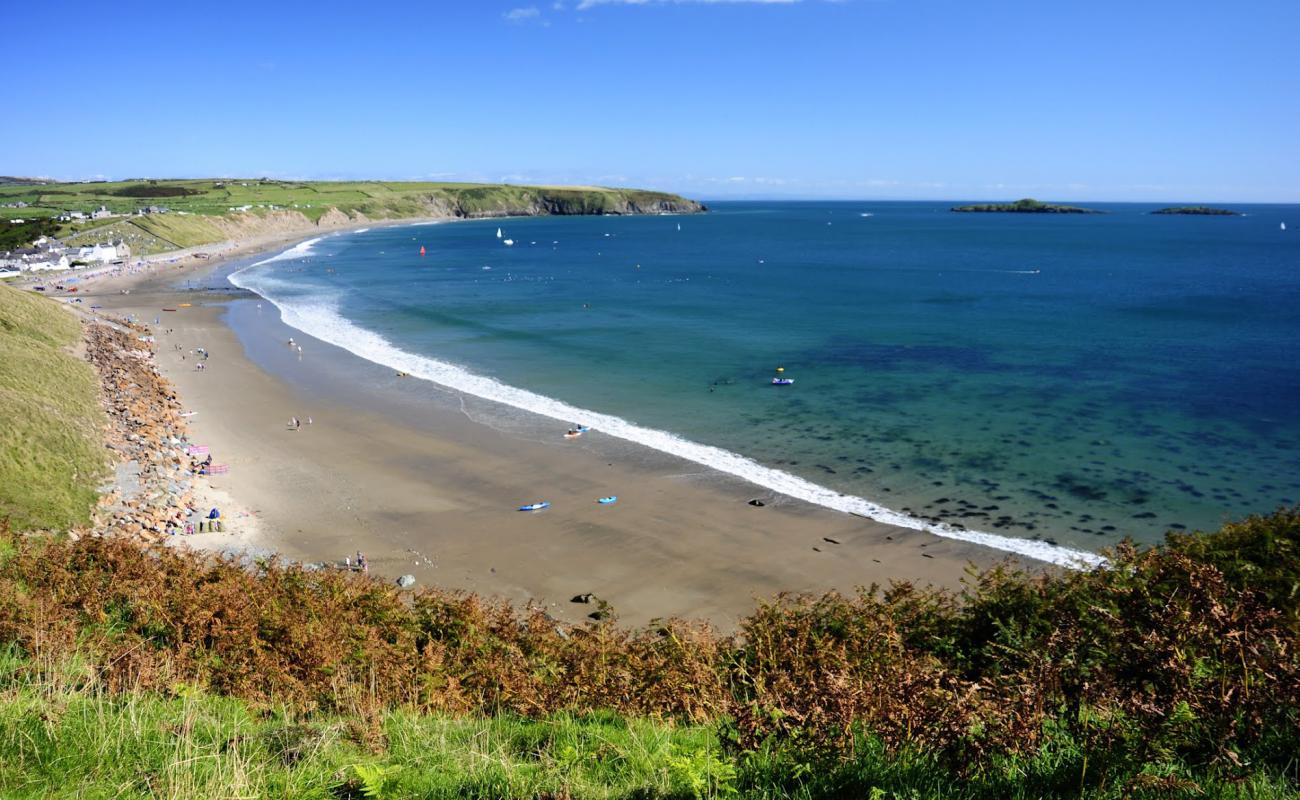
<box><xmin>178</xmin><ymin>303</ymin><xmax>192</xmax><ymax>308</ymax></box>
<box><xmin>503</xmin><ymin>239</ymin><xmax>514</xmax><ymax>246</ymax></box>
<box><xmin>518</xmin><ymin>501</ymin><xmax>550</xmax><ymax>512</ymax></box>
<box><xmin>496</xmin><ymin>227</ymin><xmax>503</xmax><ymax>239</ymax></box>
<box><xmin>419</xmin><ymin>245</ymin><xmax>426</xmax><ymax>256</ymax></box>
<box><xmin>162</xmin><ymin>308</ymin><xmax>177</xmax><ymax>312</ymax></box>
<box><xmin>1283</xmin><ymin>222</ymin><xmax>1288</xmax><ymax>231</ymax></box>
<box><xmin>597</xmin><ymin>496</ymin><xmax>618</xmax><ymax>504</ymax></box>
<box><xmin>771</xmin><ymin>378</ymin><xmax>795</xmax><ymax>386</ymax></box>
<box><xmin>676</xmin><ymin>223</ymin><xmax>681</xmax><ymax>231</ymax></box>
<box><xmin>564</xmin><ymin>425</ymin><xmax>590</xmax><ymax>439</ymax></box>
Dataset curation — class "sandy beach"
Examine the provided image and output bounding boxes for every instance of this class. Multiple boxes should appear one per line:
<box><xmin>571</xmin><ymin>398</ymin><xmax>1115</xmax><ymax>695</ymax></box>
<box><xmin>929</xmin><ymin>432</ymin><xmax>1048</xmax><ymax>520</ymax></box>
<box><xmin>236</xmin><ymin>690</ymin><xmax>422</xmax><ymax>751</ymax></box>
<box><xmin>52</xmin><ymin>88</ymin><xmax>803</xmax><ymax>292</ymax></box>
<box><xmin>70</xmin><ymin>231</ymin><xmax>1023</xmax><ymax>630</ymax></box>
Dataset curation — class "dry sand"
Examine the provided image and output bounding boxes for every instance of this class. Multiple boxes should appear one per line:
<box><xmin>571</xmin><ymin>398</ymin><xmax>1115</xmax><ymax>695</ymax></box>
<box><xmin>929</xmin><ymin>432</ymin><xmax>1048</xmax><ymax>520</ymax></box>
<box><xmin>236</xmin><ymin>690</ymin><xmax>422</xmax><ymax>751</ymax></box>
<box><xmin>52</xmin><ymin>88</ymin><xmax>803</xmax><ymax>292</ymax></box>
<box><xmin>76</xmin><ymin>234</ymin><xmax>1024</xmax><ymax>631</ymax></box>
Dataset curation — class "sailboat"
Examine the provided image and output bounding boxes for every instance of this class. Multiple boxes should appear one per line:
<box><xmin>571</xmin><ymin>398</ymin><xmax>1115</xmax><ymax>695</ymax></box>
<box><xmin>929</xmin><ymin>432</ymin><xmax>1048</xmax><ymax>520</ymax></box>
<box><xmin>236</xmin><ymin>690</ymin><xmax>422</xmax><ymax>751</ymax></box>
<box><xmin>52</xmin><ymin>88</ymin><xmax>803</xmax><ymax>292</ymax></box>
<box><xmin>1283</xmin><ymin>222</ymin><xmax>1288</xmax><ymax>231</ymax></box>
<box><xmin>676</xmin><ymin>223</ymin><xmax>681</xmax><ymax>231</ymax></box>
<box><xmin>496</xmin><ymin>227</ymin><xmax>503</xmax><ymax>239</ymax></box>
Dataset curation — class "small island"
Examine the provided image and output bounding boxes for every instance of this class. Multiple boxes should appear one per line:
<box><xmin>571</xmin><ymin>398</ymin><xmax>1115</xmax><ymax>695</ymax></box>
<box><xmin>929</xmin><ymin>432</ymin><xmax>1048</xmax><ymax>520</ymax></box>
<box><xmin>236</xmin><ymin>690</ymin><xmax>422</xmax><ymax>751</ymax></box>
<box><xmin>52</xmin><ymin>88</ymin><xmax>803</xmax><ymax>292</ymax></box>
<box><xmin>1151</xmin><ymin>206</ymin><xmax>1239</xmax><ymax>216</ymax></box>
<box><xmin>950</xmin><ymin>198</ymin><xmax>1102</xmax><ymax>214</ymax></box>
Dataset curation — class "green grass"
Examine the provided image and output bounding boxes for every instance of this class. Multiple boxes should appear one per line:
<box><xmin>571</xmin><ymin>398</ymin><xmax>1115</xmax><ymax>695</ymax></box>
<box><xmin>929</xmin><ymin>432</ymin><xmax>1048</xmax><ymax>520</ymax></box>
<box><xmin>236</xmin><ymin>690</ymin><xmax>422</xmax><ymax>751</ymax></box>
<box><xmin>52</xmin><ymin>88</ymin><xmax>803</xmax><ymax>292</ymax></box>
<box><xmin>0</xmin><ymin>652</ymin><xmax>726</xmax><ymax>799</ymax></box>
<box><xmin>1</xmin><ymin>649</ymin><xmax>1293</xmax><ymax>800</ymax></box>
<box><xmin>128</xmin><ymin>214</ymin><xmax>229</xmax><ymax>248</ymax></box>
<box><xmin>0</xmin><ymin>285</ymin><xmax>106</xmax><ymax>531</ymax></box>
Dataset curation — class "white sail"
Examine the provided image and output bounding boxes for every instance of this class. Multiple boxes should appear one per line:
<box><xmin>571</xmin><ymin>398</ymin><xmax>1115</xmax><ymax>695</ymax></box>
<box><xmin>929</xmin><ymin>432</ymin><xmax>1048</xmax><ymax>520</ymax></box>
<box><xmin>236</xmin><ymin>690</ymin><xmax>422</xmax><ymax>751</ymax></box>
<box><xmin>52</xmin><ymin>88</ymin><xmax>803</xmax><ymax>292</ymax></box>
<box><xmin>1283</xmin><ymin>222</ymin><xmax>1288</xmax><ymax>231</ymax></box>
<box><xmin>496</xmin><ymin>227</ymin><xmax>503</xmax><ymax>238</ymax></box>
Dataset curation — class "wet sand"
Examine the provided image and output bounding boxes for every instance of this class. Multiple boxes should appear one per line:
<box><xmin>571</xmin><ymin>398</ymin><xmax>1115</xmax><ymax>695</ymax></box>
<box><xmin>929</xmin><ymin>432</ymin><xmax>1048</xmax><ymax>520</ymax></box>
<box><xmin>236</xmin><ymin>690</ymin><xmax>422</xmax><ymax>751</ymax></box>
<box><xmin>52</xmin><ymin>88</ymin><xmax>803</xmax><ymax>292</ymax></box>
<box><xmin>80</xmin><ymin>241</ymin><xmax>1025</xmax><ymax>631</ymax></box>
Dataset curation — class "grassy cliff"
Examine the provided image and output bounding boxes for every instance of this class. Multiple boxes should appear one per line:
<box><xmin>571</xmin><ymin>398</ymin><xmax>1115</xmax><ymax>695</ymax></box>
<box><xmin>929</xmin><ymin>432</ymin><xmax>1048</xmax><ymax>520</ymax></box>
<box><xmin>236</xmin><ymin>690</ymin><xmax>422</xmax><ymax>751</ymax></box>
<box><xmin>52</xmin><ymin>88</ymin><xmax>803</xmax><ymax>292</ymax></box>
<box><xmin>0</xmin><ymin>179</ymin><xmax>705</xmax><ymax>255</ymax></box>
<box><xmin>0</xmin><ymin>285</ymin><xmax>106</xmax><ymax>531</ymax></box>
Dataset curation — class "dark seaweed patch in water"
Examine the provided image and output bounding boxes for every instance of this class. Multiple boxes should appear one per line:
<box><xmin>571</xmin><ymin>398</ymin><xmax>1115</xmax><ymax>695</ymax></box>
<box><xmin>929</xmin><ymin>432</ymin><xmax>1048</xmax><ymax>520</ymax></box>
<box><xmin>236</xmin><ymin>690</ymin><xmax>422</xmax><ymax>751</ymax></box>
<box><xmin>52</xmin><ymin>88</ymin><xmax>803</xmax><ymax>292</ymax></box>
<box><xmin>1053</xmin><ymin>473</ymin><xmax>1108</xmax><ymax>502</ymax></box>
<box><xmin>921</xmin><ymin>293</ymin><xmax>982</xmax><ymax>305</ymax></box>
<box><xmin>808</xmin><ymin>339</ymin><xmax>1001</xmax><ymax>372</ymax></box>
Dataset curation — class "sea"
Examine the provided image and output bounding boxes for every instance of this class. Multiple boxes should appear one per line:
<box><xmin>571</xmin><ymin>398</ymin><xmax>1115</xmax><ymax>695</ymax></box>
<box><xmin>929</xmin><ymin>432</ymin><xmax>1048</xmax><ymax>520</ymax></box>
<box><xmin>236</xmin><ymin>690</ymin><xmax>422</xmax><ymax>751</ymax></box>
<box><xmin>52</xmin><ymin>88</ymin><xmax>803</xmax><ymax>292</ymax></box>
<box><xmin>228</xmin><ymin>201</ymin><xmax>1300</xmax><ymax>567</ymax></box>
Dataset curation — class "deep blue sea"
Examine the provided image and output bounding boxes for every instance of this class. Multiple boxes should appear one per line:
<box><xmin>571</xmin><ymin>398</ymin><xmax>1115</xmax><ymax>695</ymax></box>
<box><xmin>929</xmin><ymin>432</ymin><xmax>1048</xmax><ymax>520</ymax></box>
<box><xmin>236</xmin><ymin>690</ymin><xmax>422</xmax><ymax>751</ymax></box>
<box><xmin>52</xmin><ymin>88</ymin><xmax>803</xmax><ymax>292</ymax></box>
<box><xmin>230</xmin><ymin>201</ymin><xmax>1300</xmax><ymax>564</ymax></box>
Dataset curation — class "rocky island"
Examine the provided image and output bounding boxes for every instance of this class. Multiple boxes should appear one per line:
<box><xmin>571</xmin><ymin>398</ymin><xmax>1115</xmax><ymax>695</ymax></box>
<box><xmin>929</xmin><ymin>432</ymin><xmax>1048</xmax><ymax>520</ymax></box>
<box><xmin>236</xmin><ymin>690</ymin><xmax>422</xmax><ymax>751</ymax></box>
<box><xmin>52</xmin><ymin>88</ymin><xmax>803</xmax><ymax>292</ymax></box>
<box><xmin>951</xmin><ymin>198</ymin><xmax>1102</xmax><ymax>214</ymax></box>
<box><xmin>1151</xmin><ymin>206</ymin><xmax>1239</xmax><ymax>216</ymax></box>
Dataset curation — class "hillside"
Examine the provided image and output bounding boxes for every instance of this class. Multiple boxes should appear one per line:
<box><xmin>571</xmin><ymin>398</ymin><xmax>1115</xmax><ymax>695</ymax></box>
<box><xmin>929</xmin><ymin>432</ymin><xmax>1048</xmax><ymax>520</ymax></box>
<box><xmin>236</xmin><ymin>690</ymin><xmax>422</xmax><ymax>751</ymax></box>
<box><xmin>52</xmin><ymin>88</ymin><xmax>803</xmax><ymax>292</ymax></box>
<box><xmin>0</xmin><ymin>285</ymin><xmax>106</xmax><ymax>530</ymax></box>
<box><xmin>0</xmin><ymin>509</ymin><xmax>1296</xmax><ymax>798</ymax></box>
<box><xmin>0</xmin><ymin>179</ymin><xmax>706</xmax><ymax>255</ymax></box>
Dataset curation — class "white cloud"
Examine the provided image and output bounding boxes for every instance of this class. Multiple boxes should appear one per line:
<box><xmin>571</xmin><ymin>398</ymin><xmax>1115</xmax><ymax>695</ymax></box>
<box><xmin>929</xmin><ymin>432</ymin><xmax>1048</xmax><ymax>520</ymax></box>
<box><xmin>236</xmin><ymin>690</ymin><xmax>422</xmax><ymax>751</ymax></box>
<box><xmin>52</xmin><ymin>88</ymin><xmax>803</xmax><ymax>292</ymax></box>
<box><xmin>503</xmin><ymin>6</ymin><xmax>542</xmax><ymax>22</ymax></box>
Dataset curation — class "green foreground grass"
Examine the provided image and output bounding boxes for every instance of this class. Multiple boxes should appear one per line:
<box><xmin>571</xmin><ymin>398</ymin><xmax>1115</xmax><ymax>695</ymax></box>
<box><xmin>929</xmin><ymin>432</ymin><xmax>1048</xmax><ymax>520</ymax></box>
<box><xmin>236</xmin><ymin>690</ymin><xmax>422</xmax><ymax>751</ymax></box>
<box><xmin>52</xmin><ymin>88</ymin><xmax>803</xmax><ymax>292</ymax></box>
<box><xmin>1</xmin><ymin>651</ymin><xmax>1293</xmax><ymax>800</ymax></box>
<box><xmin>0</xmin><ymin>285</ymin><xmax>105</xmax><ymax>530</ymax></box>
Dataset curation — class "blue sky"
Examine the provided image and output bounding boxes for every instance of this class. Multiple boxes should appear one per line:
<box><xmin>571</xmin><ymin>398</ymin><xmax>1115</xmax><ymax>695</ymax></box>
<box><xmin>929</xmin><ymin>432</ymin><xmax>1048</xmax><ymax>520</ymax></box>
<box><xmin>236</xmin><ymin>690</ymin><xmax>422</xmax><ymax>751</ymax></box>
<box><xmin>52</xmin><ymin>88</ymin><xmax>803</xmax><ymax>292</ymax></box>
<box><xmin>4</xmin><ymin>0</ymin><xmax>1298</xmax><ymax>201</ymax></box>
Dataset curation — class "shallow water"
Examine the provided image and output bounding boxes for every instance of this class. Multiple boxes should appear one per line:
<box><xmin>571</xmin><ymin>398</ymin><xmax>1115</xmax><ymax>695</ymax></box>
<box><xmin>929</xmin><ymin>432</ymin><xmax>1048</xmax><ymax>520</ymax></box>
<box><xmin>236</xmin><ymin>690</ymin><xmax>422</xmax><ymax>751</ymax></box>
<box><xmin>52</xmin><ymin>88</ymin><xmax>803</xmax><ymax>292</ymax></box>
<box><xmin>228</xmin><ymin>201</ymin><xmax>1300</xmax><ymax>559</ymax></box>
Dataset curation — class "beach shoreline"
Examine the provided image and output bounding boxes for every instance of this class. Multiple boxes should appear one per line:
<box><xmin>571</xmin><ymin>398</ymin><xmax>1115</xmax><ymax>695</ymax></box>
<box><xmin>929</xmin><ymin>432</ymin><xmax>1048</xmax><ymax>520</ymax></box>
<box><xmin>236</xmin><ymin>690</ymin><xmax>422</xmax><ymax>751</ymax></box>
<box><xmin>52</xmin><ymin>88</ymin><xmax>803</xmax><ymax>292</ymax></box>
<box><xmin>68</xmin><ymin>227</ymin><xmax>1034</xmax><ymax>630</ymax></box>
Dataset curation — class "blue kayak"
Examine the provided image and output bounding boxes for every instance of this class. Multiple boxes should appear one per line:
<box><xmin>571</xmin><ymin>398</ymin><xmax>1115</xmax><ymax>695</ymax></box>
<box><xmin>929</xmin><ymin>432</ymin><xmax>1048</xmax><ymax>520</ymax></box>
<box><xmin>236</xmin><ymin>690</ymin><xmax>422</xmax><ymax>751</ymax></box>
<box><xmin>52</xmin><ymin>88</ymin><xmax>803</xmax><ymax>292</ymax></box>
<box><xmin>597</xmin><ymin>496</ymin><xmax>618</xmax><ymax>504</ymax></box>
<box><xmin>518</xmin><ymin>501</ymin><xmax>551</xmax><ymax>512</ymax></box>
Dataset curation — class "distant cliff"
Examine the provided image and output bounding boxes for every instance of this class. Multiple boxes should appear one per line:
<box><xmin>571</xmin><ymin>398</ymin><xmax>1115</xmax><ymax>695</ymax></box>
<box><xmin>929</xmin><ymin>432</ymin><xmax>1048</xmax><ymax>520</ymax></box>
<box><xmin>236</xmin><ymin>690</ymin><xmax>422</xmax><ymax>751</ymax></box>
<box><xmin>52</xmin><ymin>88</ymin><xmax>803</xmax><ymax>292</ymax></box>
<box><xmin>421</xmin><ymin>186</ymin><xmax>706</xmax><ymax>218</ymax></box>
<box><xmin>951</xmin><ymin>198</ymin><xmax>1102</xmax><ymax>214</ymax></box>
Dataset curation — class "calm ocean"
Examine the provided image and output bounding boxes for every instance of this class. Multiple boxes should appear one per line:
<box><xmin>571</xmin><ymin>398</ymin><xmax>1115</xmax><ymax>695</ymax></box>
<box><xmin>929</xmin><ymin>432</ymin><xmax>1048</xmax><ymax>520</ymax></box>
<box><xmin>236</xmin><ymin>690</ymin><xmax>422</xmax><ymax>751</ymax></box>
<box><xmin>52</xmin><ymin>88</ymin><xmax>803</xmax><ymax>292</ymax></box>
<box><xmin>229</xmin><ymin>201</ymin><xmax>1300</xmax><ymax>563</ymax></box>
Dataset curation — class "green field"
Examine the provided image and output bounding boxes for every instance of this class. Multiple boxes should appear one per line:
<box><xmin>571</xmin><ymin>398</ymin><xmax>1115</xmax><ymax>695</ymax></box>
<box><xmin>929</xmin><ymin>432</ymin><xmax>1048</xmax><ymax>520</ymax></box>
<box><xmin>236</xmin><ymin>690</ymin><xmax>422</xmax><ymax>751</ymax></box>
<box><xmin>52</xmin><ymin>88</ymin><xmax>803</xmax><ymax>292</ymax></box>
<box><xmin>0</xmin><ymin>285</ymin><xmax>106</xmax><ymax>530</ymax></box>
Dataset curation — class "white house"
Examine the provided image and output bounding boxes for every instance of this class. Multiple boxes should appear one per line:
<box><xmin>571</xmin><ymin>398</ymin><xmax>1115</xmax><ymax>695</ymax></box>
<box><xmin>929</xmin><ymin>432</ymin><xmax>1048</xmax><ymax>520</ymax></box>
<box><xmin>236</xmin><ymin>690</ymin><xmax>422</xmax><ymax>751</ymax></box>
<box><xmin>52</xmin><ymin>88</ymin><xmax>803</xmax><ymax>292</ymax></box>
<box><xmin>68</xmin><ymin>241</ymin><xmax>129</xmax><ymax>264</ymax></box>
<box><xmin>23</xmin><ymin>254</ymin><xmax>71</xmax><ymax>272</ymax></box>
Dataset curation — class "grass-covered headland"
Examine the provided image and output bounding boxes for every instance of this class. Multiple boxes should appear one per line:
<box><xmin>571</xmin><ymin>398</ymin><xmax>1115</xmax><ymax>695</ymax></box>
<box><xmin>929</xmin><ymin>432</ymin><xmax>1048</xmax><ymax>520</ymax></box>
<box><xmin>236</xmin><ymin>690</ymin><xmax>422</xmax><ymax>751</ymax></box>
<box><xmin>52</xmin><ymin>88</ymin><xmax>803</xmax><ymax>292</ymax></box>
<box><xmin>0</xmin><ymin>178</ymin><xmax>705</xmax><ymax>255</ymax></box>
<box><xmin>1</xmin><ymin>509</ymin><xmax>1296</xmax><ymax>798</ymax></box>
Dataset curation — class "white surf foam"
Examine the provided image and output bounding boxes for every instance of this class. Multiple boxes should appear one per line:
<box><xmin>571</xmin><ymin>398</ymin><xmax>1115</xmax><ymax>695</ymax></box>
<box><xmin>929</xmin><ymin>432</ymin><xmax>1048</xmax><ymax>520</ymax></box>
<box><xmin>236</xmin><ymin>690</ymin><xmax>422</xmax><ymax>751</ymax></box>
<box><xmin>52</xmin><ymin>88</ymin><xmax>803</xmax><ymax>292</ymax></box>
<box><xmin>249</xmin><ymin>237</ymin><xmax>323</xmax><ymax>267</ymax></box>
<box><xmin>230</xmin><ymin>245</ymin><xmax>1107</xmax><ymax>570</ymax></box>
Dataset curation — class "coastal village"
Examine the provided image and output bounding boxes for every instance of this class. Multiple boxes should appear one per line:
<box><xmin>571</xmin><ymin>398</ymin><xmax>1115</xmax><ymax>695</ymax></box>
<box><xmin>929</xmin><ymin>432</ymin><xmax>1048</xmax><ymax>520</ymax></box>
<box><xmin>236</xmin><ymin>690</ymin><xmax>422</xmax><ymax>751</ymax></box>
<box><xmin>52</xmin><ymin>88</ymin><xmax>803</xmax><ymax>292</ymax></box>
<box><xmin>0</xmin><ymin>201</ymin><xmax>154</xmax><ymax>277</ymax></box>
<box><xmin>0</xmin><ymin>234</ymin><xmax>131</xmax><ymax>276</ymax></box>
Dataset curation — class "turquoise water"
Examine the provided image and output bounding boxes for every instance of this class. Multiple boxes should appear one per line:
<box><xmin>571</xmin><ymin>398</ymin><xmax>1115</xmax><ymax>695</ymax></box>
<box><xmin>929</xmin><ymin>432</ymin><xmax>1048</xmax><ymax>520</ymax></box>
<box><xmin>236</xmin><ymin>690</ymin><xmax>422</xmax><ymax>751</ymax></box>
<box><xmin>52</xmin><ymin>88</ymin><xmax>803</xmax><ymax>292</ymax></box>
<box><xmin>230</xmin><ymin>201</ymin><xmax>1300</xmax><ymax>559</ymax></box>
